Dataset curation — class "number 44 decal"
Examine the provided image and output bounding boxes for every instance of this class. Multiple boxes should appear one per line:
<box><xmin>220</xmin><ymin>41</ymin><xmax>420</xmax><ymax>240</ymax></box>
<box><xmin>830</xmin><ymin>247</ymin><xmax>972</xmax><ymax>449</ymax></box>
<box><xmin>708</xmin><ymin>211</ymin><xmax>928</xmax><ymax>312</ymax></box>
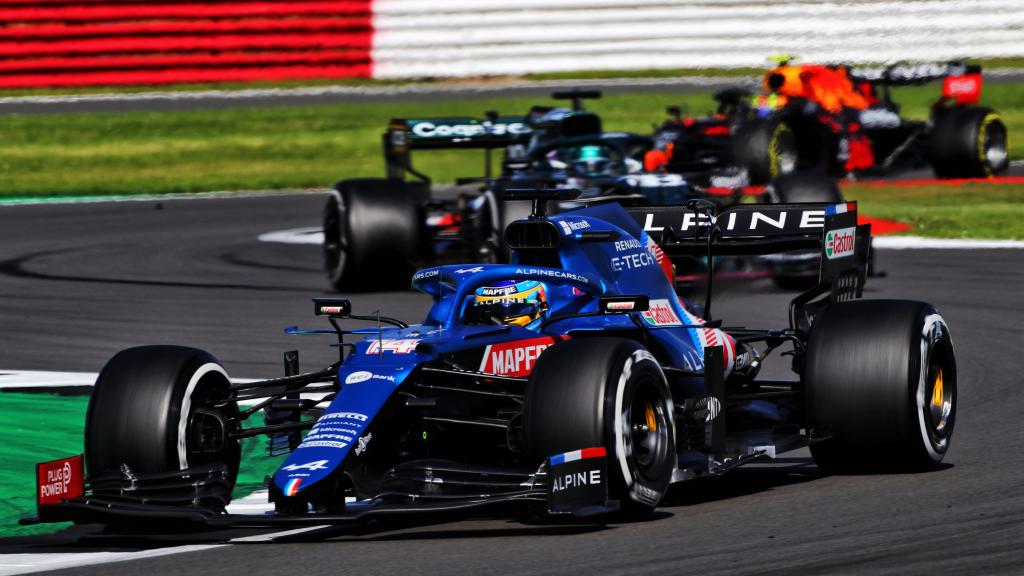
<box><xmin>281</xmin><ymin>459</ymin><xmax>330</xmax><ymax>472</ymax></box>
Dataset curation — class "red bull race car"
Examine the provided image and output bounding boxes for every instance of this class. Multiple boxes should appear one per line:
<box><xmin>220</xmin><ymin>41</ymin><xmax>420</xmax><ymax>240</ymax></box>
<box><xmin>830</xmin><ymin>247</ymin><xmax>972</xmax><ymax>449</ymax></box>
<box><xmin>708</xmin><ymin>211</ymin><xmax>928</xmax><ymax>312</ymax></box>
<box><xmin>648</xmin><ymin>60</ymin><xmax>1009</xmax><ymax>183</ymax></box>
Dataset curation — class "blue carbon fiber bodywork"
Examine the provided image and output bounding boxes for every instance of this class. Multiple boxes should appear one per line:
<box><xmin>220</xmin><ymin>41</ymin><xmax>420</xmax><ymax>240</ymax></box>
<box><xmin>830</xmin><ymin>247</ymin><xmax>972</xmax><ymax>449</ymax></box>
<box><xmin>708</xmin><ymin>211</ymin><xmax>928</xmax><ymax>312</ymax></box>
<box><xmin>273</xmin><ymin>202</ymin><xmax>716</xmax><ymax>497</ymax></box>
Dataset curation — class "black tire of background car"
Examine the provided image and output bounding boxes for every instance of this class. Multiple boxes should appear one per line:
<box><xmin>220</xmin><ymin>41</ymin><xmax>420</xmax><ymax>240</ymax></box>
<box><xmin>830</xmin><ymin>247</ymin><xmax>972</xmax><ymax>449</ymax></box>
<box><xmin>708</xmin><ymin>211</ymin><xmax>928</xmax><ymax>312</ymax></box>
<box><xmin>764</xmin><ymin>171</ymin><xmax>844</xmax><ymax>290</ymax></box>
<box><xmin>732</xmin><ymin>118</ymin><xmax>798</xmax><ymax>185</ymax></box>
<box><xmin>522</xmin><ymin>338</ymin><xmax>675</xmax><ymax>513</ymax></box>
<box><xmin>85</xmin><ymin>346</ymin><xmax>240</xmax><ymax>483</ymax></box>
<box><xmin>805</xmin><ymin>300</ymin><xmax>956</xmax><ymax>473</ymax></box>
<box><xmin>930</xmin><ymin>106</ymin><xmax>1009</xmax><ymax>178</ymax></box>
<box><xmin>324</xmin><ymin>179</ymin><xmax>421</xmax><ymax>291</ymax></box>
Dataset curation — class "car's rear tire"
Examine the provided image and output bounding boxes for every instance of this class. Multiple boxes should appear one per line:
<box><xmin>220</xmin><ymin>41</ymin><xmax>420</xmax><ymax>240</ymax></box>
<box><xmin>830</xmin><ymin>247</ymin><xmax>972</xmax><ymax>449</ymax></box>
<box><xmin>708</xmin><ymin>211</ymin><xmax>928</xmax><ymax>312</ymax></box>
<box><xmin>85</xmin><ymin>346</ymin><xmax>240</xmax><ymax>489</ymax></box>
<box><xmin>930</xmin><ymin>106</ymin><xmax>1009</xmax><ymax>178</ymax></box>
<box><xmin>523</xmin><ymin>338</ymin><xmax>675</xmax><ymax>513</ymax></box>
<box><xmin>733</xmin><ymin>119</ymin><xmax>798</xmax><ymax>185</ymax></box>
<box><xmin>764</xmin><ymin>171</ymin><xmax>844</xmax><ymax>290</ymax></box>
<box><xmin>805</xmin><ymin>300</ymin><xmax>957</xmax><ymax>472</ymax></box>
<box><xmin>324</xmin><ymin>179</ymin><xmax>421</xmax><ymax>291</ymax></box>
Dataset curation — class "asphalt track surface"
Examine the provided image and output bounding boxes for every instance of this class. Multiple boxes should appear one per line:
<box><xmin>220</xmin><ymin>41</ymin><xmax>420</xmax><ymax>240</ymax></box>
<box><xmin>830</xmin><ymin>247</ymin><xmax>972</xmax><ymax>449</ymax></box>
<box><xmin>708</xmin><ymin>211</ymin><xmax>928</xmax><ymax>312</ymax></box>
<box><xmin>2</xmin><ymin>193</ymin><xmax>1024</xmax><ymax>575</ymax></box>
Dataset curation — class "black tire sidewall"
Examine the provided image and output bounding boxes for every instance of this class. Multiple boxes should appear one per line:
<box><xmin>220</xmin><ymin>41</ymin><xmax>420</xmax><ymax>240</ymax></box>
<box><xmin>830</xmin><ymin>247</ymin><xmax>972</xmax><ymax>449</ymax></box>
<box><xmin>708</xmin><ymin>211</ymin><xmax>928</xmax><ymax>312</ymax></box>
<box><xmin>805</xmin><ymin>300</ymin><xmax>956</xmax><ymax>471</ymax></box>
<box><xmin>523</xmin><ymin>338</ymin><xmax>675</xmax><ymax>509</ymax></box>
<box><xmin>86</xmin><ymin>346</ymin><xmax>239</xmax><ymax>481</ymax></box>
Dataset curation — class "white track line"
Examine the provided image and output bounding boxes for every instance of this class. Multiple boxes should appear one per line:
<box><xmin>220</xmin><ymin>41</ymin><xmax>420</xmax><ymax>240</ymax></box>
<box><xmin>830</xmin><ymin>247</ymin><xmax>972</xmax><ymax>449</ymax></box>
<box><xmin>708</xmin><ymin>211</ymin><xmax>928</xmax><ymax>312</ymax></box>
<box><xmin>258</xmin><ymin>226</ymin><xmax>1024</xmax><ymax>249</ymax></box>
<box><xmin>872</xmin><ymin>236</ymin><xmax>1024</xmax><ymax>249</ymax></box>
<box><xmin>0</xmin><ymin>370</ymin><xmax>330</xmax><ymax>406</ymax></box>
<box><xmin>0</xmin><ymin>545</ymin><xmax>225</xmax><ymax>576</ymax></box>
<box><xmin>0</xmin><ymin>188</ymin><xmax>327</xmax><ymax>208</ymax></box>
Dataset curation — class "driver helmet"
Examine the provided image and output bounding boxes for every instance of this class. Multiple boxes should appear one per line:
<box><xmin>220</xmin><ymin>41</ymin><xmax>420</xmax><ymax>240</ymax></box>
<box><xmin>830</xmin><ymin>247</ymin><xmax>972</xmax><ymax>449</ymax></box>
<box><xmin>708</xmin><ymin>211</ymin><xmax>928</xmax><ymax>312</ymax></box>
<box><xmin>572</xmin><ymin>144</ymin><xmax>612</xmax><ymax>176</ymax></box>
<box><xmin>471</xmin><ymin>280</ymin><xmax>548</xmax><ymax>327</ymax></box>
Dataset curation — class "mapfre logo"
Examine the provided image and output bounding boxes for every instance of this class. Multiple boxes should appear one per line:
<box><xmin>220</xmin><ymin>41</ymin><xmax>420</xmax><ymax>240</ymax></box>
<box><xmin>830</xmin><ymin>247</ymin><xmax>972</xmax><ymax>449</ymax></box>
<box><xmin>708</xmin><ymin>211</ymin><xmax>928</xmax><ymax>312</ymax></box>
<box><xmin>825</xmin><ymin>227</ymin><xmax>856</xmax><ymax>259</ymax></box>
<box><xmin>479</xmin><ymin>337</ymin><xmax>561</xmax><ymax>377</ymax></box>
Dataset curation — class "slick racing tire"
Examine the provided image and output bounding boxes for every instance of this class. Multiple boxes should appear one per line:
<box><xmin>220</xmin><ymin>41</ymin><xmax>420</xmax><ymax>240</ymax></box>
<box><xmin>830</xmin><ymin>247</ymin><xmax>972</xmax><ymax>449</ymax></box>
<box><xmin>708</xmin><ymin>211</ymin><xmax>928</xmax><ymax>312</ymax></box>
<box><xmin>85</xmin><ymin>346</ymin><xmax>240</xmax><ymax>487</ymax></box>
<box><xmin>523</xmin><ymin>338</ymin><xmax>675</xmax><ymax>513</ymax></box>
<box><xmin>324</xmin><ymin>179</ymin><xmax>420</xmax><ymax>292</ymax></box>
<box><xmin>733</xmin><ymin>119</ymin><xmax>798</xmax><ymax>185</ymax></box>
<box><xmin>930</xmin><ymin>106</ymin><xmax>1009</xmax><ymax>178</ymax></box>
<box><xmin>764</xmin><ymin>171</ymin><xmax>844</xmax><ymax>290</ymax></box>
<box><xmin>805</xmin><ymin>300</ymin><xmax>957</xmax><ymax>472</ymax></box>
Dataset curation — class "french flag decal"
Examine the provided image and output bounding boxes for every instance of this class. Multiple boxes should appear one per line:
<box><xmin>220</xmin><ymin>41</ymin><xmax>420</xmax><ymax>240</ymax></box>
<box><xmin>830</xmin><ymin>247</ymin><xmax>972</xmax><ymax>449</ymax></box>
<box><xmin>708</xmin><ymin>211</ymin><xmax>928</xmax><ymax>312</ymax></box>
<box><xmin>285</xmin><ymin>477</ymin><xmax>302</xmax><ymax>496</ymax></box>
<box><xmin>550</xmin><ymin>446</ymin><xmax>606</xmax><ymax>465</ymax></box>
<box><xmin>825</xmin><ymin>202</ymin><xmax>857</xmax><ymax>216</ymax></box>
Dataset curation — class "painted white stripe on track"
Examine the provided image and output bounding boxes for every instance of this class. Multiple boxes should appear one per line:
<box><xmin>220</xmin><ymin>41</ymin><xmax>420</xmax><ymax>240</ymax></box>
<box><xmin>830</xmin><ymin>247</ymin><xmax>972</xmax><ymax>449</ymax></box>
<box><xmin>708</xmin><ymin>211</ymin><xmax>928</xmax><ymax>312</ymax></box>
<box><xmin>872</xmin><ymin>236</ymin><xmax>1024</xmax><ymax>249</ymax></box>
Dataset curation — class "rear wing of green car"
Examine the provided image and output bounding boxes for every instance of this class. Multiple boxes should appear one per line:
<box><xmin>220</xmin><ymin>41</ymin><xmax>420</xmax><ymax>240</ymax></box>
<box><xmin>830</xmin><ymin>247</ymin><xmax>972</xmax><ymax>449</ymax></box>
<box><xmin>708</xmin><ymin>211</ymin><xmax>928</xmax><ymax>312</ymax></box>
<box><xmin>383</xmin><ymin>115</ymin><xmax>533</xmax><ymax>181</ymax></box>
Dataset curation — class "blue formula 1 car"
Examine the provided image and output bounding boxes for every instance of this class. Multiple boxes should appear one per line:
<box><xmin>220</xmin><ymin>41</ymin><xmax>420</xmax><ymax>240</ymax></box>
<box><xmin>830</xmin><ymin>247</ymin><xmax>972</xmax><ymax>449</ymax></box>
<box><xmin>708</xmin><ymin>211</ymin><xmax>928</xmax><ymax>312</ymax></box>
<box><xmin>25</xmin><ymin>192</ymin><xmax>957</xmax><ymax>529</ymax></box>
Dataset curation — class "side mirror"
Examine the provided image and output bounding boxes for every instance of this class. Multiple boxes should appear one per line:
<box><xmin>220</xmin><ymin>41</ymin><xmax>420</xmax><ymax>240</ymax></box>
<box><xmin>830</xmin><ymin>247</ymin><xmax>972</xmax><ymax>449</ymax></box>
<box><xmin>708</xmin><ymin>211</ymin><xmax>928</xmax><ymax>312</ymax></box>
<box><xmin>599</xmin><ymin>295</ymin><xmax>650</xmax><ymax>314</ymax></box>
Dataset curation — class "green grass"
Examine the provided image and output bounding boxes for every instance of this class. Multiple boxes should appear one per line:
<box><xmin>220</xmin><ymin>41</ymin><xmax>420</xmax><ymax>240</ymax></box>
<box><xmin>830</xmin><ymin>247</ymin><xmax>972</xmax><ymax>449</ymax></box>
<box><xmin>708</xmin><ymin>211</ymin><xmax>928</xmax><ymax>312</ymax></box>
<box><xmin>2</xmin><ymin>82</ymin><xmax>1022</xmax><ymax>200</ymax></box>
<box><xmin>846</xmin><ymin>182</ymin><xmax>1024</xmax><ymax>240</ymax></box>
<box><xmin>0</xmin><ymin>392</ymin><xmax>285</xmax><ymax>539</ymax></box>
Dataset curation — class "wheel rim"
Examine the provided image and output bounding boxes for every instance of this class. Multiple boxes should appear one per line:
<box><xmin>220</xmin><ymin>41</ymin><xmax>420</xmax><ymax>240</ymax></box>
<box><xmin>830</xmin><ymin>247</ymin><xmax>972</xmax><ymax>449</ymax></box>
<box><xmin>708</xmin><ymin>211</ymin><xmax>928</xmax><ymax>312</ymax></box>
<box><xmin>323</xmin><ymin>195</ymin><xmax>348</xmax><ymax>279</ymax></box>
<box><xmin>926</xmin><ymin>365</ymin><xmax>953</xmax><ymax>436</ymax></box>
<box><xmin>627</xmin><ymin>377</ymin><xmax>671</xmax><ymax>482</ymax></box>
<box><xmin>770</xmin><ymin>125</ymin><xmax>798</xmax><ymax>176</ymax></box>
<box><xmin>981</xmin><ymin>117</ymin><xmax>1008</xmax><ymax>173</ymax></box>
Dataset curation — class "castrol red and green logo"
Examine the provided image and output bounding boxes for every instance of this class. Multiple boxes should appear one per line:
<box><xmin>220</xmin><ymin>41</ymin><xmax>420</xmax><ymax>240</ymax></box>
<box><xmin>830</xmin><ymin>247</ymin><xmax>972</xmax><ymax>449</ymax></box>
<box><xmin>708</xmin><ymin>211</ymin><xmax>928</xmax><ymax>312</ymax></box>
<box><xmin>824</xmin><ymin>226</ymin><xmax>856</xmax><ymax>259</ymax></box>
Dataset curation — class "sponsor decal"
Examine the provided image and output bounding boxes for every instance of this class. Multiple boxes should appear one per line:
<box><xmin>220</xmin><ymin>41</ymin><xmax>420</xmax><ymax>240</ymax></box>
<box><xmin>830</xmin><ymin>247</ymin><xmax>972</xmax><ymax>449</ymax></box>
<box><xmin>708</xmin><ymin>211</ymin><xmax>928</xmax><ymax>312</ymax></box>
<box><xmin>547</xmin><ymin>447</ymin><xmax>608</xmax><ymax>512</ymax></box>
<box><xmin>285</xmin><ymin>477</ymin><xmax>302</xmax><ymax>496</ymax></box>
<box><xmin>409</xmin><ymin>120</ymin><xmax>528</xmax><ymax>139</ymax></box>
<box><xmin>613</xmin><ymin>238</ymin><xmax>642</xmax><ymax>252</ymax></box>
<box><xmin>300</xmin><ymin>440</ymin><xmax>349</xmax><ymax>449</ymax></box>
<box><xmin>345</xmin><ymin>371</ymin><xmax>372</xmax><ymax>384</ymax></box>
<box><xmin>413</xmin><ymin>268</ymin><xmax>441</xmax><ymax>281</ymax></box>
<box><xmin>345</xmin><ymin>371</ymin><xmax>397</xmax><ymax>384</ymax></box>
<box><xmin>479</xmin><ymin>285</ymin><xmax>520</xmax><ymax>297</ymax></box>
<box><xmin>641</xmin><ymin>299</ymin><xmax>683</xmax><ymax>327</ymax></box>
<box><xmin>354</xmin><ymin>433</ymin><xmax>373</xmax><ymax>456</ymax></box>
<box><xmin>480</xmin><ymin>336</ymin><xmax>559</xmax><ymax>377</ymax></box>
<box><xmin>319</xmin><ymin>306</ymin><xmax>346</xmax><ymax>315</ymax></box>
<box><xmin>825</xmin><ymin>226</ymin><xmax>856</xmax><ymax>259</ymax></box>
<box><xmin>366</xmin><ymin>339</ymin><xmax>420</xmax><ymax>354</ymax></box>
<box><xmin>639</xmin><ymin>208</ymin><xmax>827</xmax><ymax>233</ymax></box>
<box><xmin>36</xmin><ymin>455</ymin><xmax>83</xmax><ymax>506</ymax></box>
<box><xmin>610</xmin><ymin>249</ymin><xmax>656</xmax><ymax>272</ymax></box>
<box><xmin>281</xmin><ymin>459</ymin><xmax>330</xmax><ymax>472</ymax></box>
<box><xmin>514</xmin><ymin>268</ymin><xmax>589</xmax><ymax>285</ymax></box>
<box><xmin>557</xmin><ymin>219</ymin><xmax>591</xmax><ymax>235</ymax></box>
<box><xmin>319</xmin><ymin>412</ymin><xmax>369</xmax><ymax>422</ymax></box>
<box><xmin>455</xmin><ymin>266</ymin><xmax>484</xmax><ymax>275</ymax></box>
<box><xmin>606</xmin><ymin>301</ymin><xmax>636</xmax><ymax>311</ymax></box>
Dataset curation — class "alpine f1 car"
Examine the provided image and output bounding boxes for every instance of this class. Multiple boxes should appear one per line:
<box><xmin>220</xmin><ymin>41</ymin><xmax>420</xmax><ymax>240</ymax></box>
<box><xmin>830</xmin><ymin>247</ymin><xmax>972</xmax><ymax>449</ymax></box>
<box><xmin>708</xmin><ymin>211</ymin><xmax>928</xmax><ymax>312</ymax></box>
<box><xmin>25</xmin><ymin>191</ymin><xmax>955</xmax><ymax>530</ymax></box>
<box><xmin>648</xmin><ymin>60</ymin><xmax>1009</xmax><ymax>183</ymax></box>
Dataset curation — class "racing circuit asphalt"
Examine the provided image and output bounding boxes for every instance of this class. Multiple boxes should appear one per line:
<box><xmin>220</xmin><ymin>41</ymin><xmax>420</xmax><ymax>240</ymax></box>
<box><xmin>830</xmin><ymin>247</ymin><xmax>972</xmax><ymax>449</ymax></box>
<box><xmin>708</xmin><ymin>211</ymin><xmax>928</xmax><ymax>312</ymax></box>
<box><xmin>1</xmin><ymin>192</ymin><xmax>1023</xmax><ymax>575</ymax></box>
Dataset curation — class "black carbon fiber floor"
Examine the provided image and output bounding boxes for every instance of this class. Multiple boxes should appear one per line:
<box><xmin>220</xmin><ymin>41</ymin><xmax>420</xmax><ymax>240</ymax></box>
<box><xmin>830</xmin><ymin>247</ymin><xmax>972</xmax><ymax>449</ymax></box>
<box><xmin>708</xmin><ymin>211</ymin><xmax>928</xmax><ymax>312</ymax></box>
<box><xmin>1</xmin><ymin>193</ymin><xmax>1023</xmax><ymax>575</ymax></box>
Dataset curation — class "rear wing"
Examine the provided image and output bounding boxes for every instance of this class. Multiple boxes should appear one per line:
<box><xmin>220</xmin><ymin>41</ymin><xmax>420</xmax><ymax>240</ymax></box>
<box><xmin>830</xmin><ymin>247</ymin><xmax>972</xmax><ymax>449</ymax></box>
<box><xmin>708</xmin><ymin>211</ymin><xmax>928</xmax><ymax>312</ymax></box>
<box><xmin>384</xmin><ymin>116</ymin><xmax>532</xmax><ymax>181</ymax></box>
<box><xmin>848</xmin><ymin>61</ymin><xmax>983</xmax><ymax>104</ymax></box>
<box><xmin>624</xmin><ymin>201</ymin><xmax>871</xmax><ymax>329</ymax></box>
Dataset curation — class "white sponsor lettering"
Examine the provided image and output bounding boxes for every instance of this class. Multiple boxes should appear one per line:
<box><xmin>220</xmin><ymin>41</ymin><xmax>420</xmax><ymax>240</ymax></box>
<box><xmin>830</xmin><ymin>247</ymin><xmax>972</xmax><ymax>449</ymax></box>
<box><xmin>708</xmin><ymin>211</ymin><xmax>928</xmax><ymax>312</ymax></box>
<box><xmin>354</xmin><ymin>433</ymin><xmax>373</xmax><ymax>456</ymax></box>
<box><xmin>300</xmin><ymin>441</ymin><xmax>349</xmax><ymax>449</ymax></box>
<box><xmin>514</xmin><ymin>268</ymin><xmax>589</xmax><ymax>284</ymax></box>
<box><xmin>613</xmin><ymin>239</ymin><xmax>642</xmax><ymax>252</ymax></box>
<box><xmin>750</xmin><ymin>211</ymin><xmax>786</xmax><ymax>230</ymax></box>
<box><xmin>605</xmin><ymin>301</ymin><xmax>636</xmax><ymax>311</ymax></box>
<box><xmin>320</xmin><ymin>412</ymin><xmax>369</xmax><ymax>422</ymax></box>
<box><xmin>455</xmin><ymin>266</ymin><xmax>484</xmax><ymax>275</ymax></box>
<box><xmin>799</xmin><ymin>209</ymin><xmax>826</xmax><ymax>228</ymax></box>
<box><xmin>611</xmin><ymin>250</ymin><xmax>655</xmax><ymax>272</ymax></box>
<box><xmin>557</xmin><ymin>219</ymin><xmax>591</xmax><ymax>236</ymax></box>
<box><xmin>40</xmin><ymin>462</ymin><xmax>75</xmax><ymax>499</ymax></box>
<box><xmin>551</xmin><ymin>469</ymin><xmax>602</xmax><ymax>492</ymax></box>
<box><xmin>410</xmin><ymin>121</ymin><xmax>528</xmax><ymax>139</ymax></box>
